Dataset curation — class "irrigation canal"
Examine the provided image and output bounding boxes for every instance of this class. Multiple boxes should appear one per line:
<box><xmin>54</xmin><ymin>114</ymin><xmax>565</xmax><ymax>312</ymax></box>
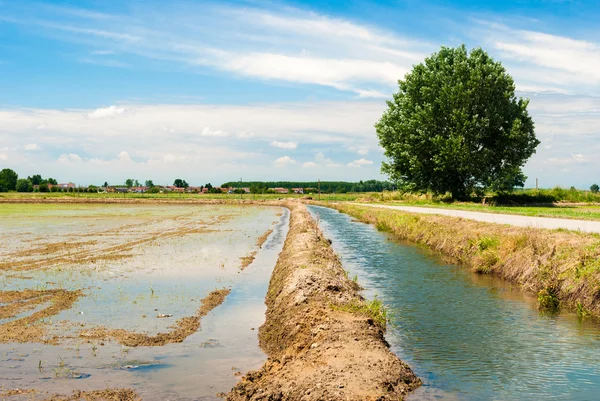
<box><xmin>309</xmin><ymin>205</ymin><xmax>600</xmax><ymax>401</ymax></box>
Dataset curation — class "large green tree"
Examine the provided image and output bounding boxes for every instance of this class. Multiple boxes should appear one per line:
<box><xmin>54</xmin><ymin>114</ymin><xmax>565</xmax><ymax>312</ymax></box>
<box><xmin>376</xmin><ymin>45</ymin><xmax>539</xmax><ymax>200</ymax></box>
<box><xmin>0</xmin><ymin>168</ymin><xmax>18</xmax><ymax>192</ymax></box>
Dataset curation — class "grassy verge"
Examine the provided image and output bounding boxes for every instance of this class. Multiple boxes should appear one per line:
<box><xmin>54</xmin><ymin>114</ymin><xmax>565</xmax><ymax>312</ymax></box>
<box><xmin>325</xmin><ymin>203</ymin><xmax>600</xmax><ymax>317</ymax></box>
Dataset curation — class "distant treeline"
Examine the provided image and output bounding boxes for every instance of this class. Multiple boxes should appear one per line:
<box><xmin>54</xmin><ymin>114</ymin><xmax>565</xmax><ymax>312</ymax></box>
<box><xmin>220</xmin><ymin>180</ymin><xmax>397</xmax><ymax>193</ymax></box>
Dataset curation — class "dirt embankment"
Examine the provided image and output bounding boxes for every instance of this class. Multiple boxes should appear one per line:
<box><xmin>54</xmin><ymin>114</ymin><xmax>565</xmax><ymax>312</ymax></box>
<box><xmin>328</xmin><ymin>203</ymin><xmax>600</xmax><ymax>317</ymax></box>
<box><xmin>227</xmin><ymin>202</ymin><xmax>420</xmax><ymax>401</ymax></box>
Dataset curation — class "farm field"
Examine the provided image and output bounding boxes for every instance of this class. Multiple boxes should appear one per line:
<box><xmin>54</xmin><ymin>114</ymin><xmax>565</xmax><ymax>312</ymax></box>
<box><xmin>0</xmin><ymin>203</ymin><xmax>288</xmax><ymax>400</ymax></box>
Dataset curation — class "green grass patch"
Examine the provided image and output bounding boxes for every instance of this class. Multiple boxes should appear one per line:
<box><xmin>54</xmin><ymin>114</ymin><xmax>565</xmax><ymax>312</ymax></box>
<box><xmin>332</xmin><ymin>296</ymin><xmax>388</xmax><ymax>329</ymax></box>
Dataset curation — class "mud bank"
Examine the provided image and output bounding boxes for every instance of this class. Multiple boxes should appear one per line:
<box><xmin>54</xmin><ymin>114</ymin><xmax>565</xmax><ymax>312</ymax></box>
<box><xmin>227</xmin><ymin>202</ymin><xmax>420</xmax><ymax>400</ymax></box>
<box><xmin>327</xmin><ymin>203</ymin><xmax>600</xmax><ymax>317</ymax></box>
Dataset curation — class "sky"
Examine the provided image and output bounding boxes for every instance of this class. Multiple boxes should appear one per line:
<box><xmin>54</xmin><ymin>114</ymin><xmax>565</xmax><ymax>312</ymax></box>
<box><xmin>0</xmin><ymin>0</ymin><xmax>599</xmax><ymax>187</ymax></box>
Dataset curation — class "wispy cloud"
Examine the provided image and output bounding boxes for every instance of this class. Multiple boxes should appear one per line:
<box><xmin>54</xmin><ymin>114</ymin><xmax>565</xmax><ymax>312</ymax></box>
<box><xmin>473</xmin><ymin>20</ymin><xmax>600</xmax><ymax>94</ymax></box>
<box><xmin>0</xmin><ymin>1</ymin><xmax>428</xmax><ymax>96</ymax></box>
<box><xmin>78</xmin><ymin>58</ymin><xmax>130</xmax><ymax>68</ymax></box>
<box><xmin>270</xmin><ymin>140</ymin><xmax>297</xmax><ymax>150</ymax></box>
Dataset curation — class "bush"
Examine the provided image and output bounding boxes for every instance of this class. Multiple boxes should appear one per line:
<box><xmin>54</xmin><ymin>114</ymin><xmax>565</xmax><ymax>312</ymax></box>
<box><xmin>591</xmin><ymin>184</ymin><xmax>599</xmax><ymax>194</ymax></box>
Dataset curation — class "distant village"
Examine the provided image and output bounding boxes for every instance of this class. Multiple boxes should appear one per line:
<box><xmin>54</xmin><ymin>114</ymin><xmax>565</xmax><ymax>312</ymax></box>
<box><xmin>34</xmin><ymin>182</ymin><xmax>307</xmax><ymax>195</ymax></box>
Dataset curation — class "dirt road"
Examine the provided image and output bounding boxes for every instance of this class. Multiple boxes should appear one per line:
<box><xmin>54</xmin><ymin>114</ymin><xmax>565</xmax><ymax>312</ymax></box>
<box><xmin>354</xmin><ymin>203</ymin><xmax>600</xmax><ymax>234</ymax></box>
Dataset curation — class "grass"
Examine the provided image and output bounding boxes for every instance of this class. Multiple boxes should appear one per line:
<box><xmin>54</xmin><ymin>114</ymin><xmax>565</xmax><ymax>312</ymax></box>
<box><xmin>332</xmin><ymin>296</ymin><xmax>389</xmax><ymax>329</ymax></box>
<box><xmin>327</xmin><ymin>203</ymin><xmax>600</xmax><ymax>317</ymax></box>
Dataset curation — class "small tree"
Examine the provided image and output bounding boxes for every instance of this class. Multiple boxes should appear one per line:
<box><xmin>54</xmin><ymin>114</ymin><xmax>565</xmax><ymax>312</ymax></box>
<box><xmin>16</xmin><ymin>178</ymin><xmax>32</xmax><ymax>192</ymax></box>
<box><xmin>376</xmin><ymin>45</ymin><xmax>539</xmax><ymax>200</ymax></box>
<box><xmin>39</xmin><ymin>183</ymin><xmax>49</xmax><ymax>192</ymax></box>
<box><xmin>145</xmin><ymin>180</ymin><xmax>154</xmax><ymax>188</ymax></box>
<box><xmin>103</xmin><ymin>181</ymin><xmax>108</xmax><ymax>188</ymax></box>
<box><xmin>0</xmin><ymin>168</ymin><xmax>18</xmax><ymax>192</ymax></box>
<box><xmin>174</xmin><ymin>179</ymin><xmax>189</xmax><ymax>188</ymax></box>
<box><xmin>125</xmin><ymin>178</ymin><xmax>134</xmax><ymax>187</ymax></box>
<box><xmin>591</xmin><ymin>184</ymin><xmax>599</xmax><ymax>194</ymax></box>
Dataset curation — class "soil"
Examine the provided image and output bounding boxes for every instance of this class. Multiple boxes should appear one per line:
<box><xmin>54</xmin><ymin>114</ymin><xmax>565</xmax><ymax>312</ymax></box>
<box><xmin>240</xmin><ymin>252</ymin><xmax>258</xmax><ymax>270</ymax></box>
<box><xmin>227</xmin><ymin>202</ymin><xmax>420</xmax><ymax>400</ymax></box>
<box><xmin>256</xmin><ymin>229</ymin><xmax>274</xmax><ymax>248</ymax></box>
<box><xmin>0</xmin><ymin>289</ymin><xmax>82</xmax><ymax>344</ymax></box>
<box><xmin>79</xmin><ymin>289</ymin><xmax>230</xmax><ymax>347</ymax></box>
<box><xmin>0</xmin><ymin>388</ymin><xmax>140</xmax><ymax>401</ymax></box>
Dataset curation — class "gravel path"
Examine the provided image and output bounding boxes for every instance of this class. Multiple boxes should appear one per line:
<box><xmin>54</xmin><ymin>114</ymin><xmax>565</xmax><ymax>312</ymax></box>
<box><xmin>354</xmin><ymin>203</ymin><xmax>600</xmax><ymax>234</ymax></box>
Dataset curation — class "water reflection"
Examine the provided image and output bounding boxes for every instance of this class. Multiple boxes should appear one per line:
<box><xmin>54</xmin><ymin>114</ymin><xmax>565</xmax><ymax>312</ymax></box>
<box><xmin>309</xmin><ymin>205</ymin><xmax>600</xmax><ymax>401</ymax></box>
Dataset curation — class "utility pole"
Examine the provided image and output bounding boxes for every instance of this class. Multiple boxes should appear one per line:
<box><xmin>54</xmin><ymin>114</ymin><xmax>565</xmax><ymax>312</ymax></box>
<box><xmin>240</xmin><ymin>177</ymin><xmax>243</xmax><ymax>200</ymax></box>
<box><xmin>318</xmin><ymin>179</ymin><xmax>321</xmax><ymax>201</ymax></box>
<box><xmin>536</xmin><ymin>178</ymin><xmax>539</xmax><ymax>191</ymax></box>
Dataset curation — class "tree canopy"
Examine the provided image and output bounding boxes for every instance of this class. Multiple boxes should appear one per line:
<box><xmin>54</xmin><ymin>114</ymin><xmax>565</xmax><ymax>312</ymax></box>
<box><xmin>0</xmin><ymin>168</ymin><xmax>18</xmax><ymax>192</ymax></box>
<box><xmin>591</xmin><ymin>184</ymin><xmax>599</xmax><ymax>194</ymax></box>
<box><xmin>173</xmin><ymin>178</ymin><xmax>189</xmax><ymax>188</ymax></box>
<box><xmin>376</xmin><ymin>45</ymin><xmax>539</xmax><ymax>200</ymax></box>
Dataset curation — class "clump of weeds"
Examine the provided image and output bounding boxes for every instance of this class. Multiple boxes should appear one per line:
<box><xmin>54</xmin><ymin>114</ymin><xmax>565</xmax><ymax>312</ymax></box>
<box><xmin>332</xmin><ymin>296</ymin><xmax>389</xmax><ymax>329</ymax></box>
<box><xmin>537</xmin><ymin>286</ymin><xmax>560</xmax><ymax>313</ymax></box>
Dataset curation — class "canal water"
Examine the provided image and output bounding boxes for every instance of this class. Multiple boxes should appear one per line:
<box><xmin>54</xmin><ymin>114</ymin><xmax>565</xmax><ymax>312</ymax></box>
<box><xmin>309</xmin><ymin>205</ymin><xmax>600</xmax><ymax>401</ymax></box>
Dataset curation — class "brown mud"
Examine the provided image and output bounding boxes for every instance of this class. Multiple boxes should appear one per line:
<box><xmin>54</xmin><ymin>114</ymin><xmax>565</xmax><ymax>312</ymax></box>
<box><xmin>227</xmin><ymin>202</ymin><xmax>420</xmax><ymax>400</ymax></box>
<box><xmin>0</xmin><ymin>289</ymin><xmax>82</xmax><ymax>344</ymax></box>
<box><xmin>0</xmin><ymin>388</ymin><xmax>140</xmax><ymax>401</ymax></box>
<box><xmin>239</xmin><ymin>252</ymin><xmax>258</xmax><ymax>270</ymax></box>
<box><xmin>256</xmin><ymin>229</ymin><xmax>274</xmax><ymax>248</ymax></box>
<box><xmin>79</xmin><ymin>289</ymin><xmax>230</xmax><ymax>347</ymax></box>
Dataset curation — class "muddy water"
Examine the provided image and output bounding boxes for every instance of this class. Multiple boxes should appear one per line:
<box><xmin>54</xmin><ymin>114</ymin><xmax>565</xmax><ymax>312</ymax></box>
<box><xmin>0</xmin><ymin>204</ymin><xmax>289</xmax><ymax>400</ymax></box>
<box><xmin>309</xmin><ymin>205</ymin><xmax>600</xmax><ymax>401</ymax></box>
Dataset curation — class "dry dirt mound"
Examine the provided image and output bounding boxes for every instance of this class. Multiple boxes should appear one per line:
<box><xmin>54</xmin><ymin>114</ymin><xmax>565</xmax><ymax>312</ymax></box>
<box><xmin>227</xmin><ymin>202</ymin><xmax>420</xmax><ymax>400</ymax></box>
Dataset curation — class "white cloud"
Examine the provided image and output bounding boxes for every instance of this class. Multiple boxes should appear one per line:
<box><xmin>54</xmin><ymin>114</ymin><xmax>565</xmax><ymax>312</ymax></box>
<box><xmin>547</xmin><ymin>153</ymin><xmax>590</xmax><ymax>165</ymax></box>
<box><xmin>473</xmin><ymin>21</ymin><xmax>600</xmax><ymax>94</ymax></box>
<box><xmin>237</xmin><ymin>131</ymin><xmax>255</xmax><ymax>139</ymax></box>
<box><xmin>348</xmin><ymin>158</ymin><xmax>374</xmax><ymax>167</ymax></box>
<box><xmin>201</xmin><ymin>126</ymin><xmax>228</xmax><ymax>137</ymax></box>
<box><xmin>274</xmin><ymin>156</ymin><xmax>296</xmax><ymax>166</ymax></box>
<box><xmin>356</xmin><ymin>149</ymin><xmax>369</xmax><ymax>155</ymax></box>
<box><xmin>163</xmin><ymin>153</ymin><xmax>187</xmax><ymax>164</ymax></box>
<box><xmin>24</xmin><ymin>143</ymin><xmax>41</xmax><ymax>151</ymax></box>
<box><xmin>87</xmin><ymin>105</ymin><xmax>125</xmax><ymax>119</ymax></box>
<box><xmin>270</xmin><ymin>140</ymin><xmax>298</xmax><ymax>150</ymax></box>
<box><xmin>117</xmin><ymin>151</ymin><xmax>132</xmax><ymax>162</ymax></box>
<box><xmin>302</xmin><ymin>161</ymin><xmax>317</xmax><ymax>168</ymax></box>
<box><xmin>58</xmin><ymin>153</ymin><xmax>83</xmax><ymax>163</ymax></box>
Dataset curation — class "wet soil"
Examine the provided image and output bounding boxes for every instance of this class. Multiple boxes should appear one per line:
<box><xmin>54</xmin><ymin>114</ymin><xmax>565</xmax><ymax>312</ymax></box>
<box><xmin>0</xmin><ymin>388</ymin><xmax>141</xmax><ymax>401</ymax></box>
<box><xmin>0</xmin><ymin>289</ymin><xmax>82</xmax><ymax>344</ymax></box>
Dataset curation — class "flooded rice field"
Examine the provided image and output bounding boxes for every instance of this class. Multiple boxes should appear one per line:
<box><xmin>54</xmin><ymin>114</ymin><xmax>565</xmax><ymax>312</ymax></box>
<box><xmin>0</xmin><ymin>203</ymin><xmax>289</xmax><ymax>400</ymax></box>
<box><xmin>309</xmin><ymin>205</ymin><xmax>600</xmax><ymax>401</ymax></box>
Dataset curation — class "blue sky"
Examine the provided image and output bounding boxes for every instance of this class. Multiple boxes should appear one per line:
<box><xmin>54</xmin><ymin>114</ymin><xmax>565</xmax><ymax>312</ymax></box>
<box><xmin>1</xmin><ymin>0</ymin><xmax>599</xmax><ymax>187</ymax></box>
